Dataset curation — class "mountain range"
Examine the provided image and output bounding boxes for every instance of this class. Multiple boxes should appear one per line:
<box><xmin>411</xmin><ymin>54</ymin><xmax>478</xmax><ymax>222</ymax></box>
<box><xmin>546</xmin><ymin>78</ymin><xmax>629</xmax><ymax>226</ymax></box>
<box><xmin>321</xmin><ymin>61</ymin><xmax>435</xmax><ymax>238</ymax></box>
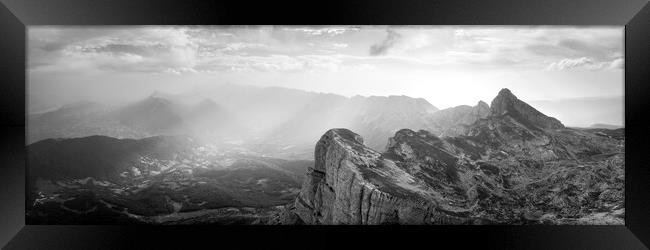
<box><xmin>26</xmin><ymin>87</ymin><xmax>624</xmax><ymax>225</ymax></box>
<box><xmin>280</xmin><ymin>89</ymin><xmax>624</xmax><ymax>225</ymax></box>
<box><xmin>28</xmin><ymin>84</ymin><xmax>503</xmax><ymax>155</ymax></box>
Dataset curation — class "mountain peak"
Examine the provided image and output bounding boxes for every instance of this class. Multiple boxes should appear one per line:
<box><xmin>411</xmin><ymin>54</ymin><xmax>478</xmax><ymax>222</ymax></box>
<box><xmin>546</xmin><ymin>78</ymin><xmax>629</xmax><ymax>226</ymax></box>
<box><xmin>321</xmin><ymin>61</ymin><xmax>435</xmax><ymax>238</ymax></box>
<box><xmin>492</xmin><ymin>88</ymin><xmax>519</xmax><ymax>105</ymax></box>
<box><xmin>489</xmin><ymin>88</ymin><xmax>564</xmax><ymax>130</ymax></box>
<box><xmin>148</xmin><ymin>90</ymin><xmax>176</xmax><ymax>100</ymax></box>
<box><xmin>497</xmin><ymin>88</ymin><xmax>514</xmax><ymax>96</ymax></box>
<box><xmin>141</xmin><ymin>96</ymin><xmax>172</xmax><ymax>108</ymax></box>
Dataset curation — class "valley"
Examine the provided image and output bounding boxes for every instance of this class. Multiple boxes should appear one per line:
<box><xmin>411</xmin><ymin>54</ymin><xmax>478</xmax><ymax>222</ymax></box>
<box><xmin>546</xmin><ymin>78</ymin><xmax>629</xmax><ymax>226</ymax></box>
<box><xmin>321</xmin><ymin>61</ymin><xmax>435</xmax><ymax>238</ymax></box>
<box><xmin>27</xmin><ymin>136</ymin><xmax>311</xmax><ymax>224</ymax></box>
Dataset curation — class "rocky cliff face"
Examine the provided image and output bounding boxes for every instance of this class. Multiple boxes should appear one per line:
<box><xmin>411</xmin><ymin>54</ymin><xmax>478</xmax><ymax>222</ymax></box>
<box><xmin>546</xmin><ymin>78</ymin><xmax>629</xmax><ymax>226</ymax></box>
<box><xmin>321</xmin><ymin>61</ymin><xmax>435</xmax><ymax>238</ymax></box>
<box><xmin>291</xmin><ymin>89</ymin><xmax>624</xmax><ymax>225</ymax></box>
<box><xmin>293</xmin><ymin>129</ymin><xmax>474</xmax><ymax>225</ymax></box>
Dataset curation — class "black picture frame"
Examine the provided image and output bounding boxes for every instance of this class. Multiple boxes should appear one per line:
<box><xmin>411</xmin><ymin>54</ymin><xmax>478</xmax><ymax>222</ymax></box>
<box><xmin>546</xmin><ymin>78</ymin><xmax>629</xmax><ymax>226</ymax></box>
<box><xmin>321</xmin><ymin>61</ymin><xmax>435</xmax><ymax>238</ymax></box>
<box><xmin>1</xmin><ymin>0</ymin><xmax>649</xmax><ymax>249</ymax></box>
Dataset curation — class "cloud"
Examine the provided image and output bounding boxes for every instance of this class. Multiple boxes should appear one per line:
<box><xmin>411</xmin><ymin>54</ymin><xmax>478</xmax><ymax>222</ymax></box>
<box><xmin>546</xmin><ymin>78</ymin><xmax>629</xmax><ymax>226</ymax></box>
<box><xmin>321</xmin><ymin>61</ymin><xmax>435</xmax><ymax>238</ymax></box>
<box><xmin>283</xmin><ymin>27</ymin><xmax>358</xmax><ymax>36</ymax></box>
<box><xmin>369</xmin><ymin>29</ymin><xmax>402</xmax><ymax>56</ymax></box>
<box><xmin>547</xmin><ymin>57</ymin><xmax>594</xmax><ymax>70</ymax></box>
<box><xmin>608</xmin><ymin>58</ymin><xmax>624</xmax><ymax>69</ymax></box>
<box><xmin>29</xmin><ymin>27</ymin><xmax>200</xmax><ymax>74</ymax></box>
<box><xmin>81</xmin><ymin>43</ymin><xmax>167</xmax><ymax>57</ymax></box>
<box><xmin>524</xmin><ymin>29</ymin><xmax>621</xmax><ymax>59</ymax></box>
<box><xmin>527</xmin><ymin>38</ymin><xmax>617</xmax><ymax>60</ymax></box>
<box><xmin>448</xmin><ymin>28</ymin><xmax>622</xmax><ymax>70</ymax></box>
<box><xmin>546</xmin><ymin>57</ymin><xmax>623</xmax><ymax>71</ymax></box>
<box><xmin>29</xmin><ymin>26</ymin><xmax>623</xmax><ymax>74</ymax></box>
<box><xmin>222</xmin><ymin>42</ymin><xmax>269</xmax><ymax>52</ymax></box>
<box><xmin>195</xmin><ymin>53</ymin><xmax>347</xmax><ymax>73</ymax></box>
<box><xmin>163</xmin><ymin>67</ymin><xmax>199</xmax><ymax>75</ymax></box>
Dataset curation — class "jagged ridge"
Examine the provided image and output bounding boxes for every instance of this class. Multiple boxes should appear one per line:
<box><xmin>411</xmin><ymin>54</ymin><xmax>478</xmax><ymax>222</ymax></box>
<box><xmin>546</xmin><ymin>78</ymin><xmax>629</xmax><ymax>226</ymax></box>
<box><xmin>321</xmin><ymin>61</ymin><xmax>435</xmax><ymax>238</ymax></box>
<box><xmin>291</xmin><ymin>89</ymin><xmax>624</xmax><ymax>225</ymax></box>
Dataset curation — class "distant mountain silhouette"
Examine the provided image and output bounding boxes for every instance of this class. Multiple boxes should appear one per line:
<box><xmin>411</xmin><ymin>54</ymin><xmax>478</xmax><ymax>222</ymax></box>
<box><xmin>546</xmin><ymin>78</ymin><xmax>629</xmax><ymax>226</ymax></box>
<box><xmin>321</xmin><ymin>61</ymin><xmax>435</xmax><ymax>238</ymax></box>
<box><xmin>29</xmin><ymin>86</ymin><xmax>581</xmax><ymax>157</ymax></box>
<box><xmin>114</xmin><ymin>94</ymin><xmax>186</xmax><ymax>134</ymax></box>
<box><xmin>268</xmin><ymin>94</ymin><xmax>439</xmax><ymax>151</ymax></box>
<box><xmin>29</xmin><ymin>86</ymin><xmax>443</xmax><ymax>152</ymax></box>
<box><xmin>426</xmin><ymin>100</ymin><xmax>490</xmax><ymax>137</ymax></box>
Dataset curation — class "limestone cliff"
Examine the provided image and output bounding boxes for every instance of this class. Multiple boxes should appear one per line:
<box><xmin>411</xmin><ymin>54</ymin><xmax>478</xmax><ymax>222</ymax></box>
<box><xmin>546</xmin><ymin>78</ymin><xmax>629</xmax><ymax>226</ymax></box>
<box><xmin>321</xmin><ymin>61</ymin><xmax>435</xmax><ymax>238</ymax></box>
<box><xmin>293</xmin><ymin>129</ymin><xmax>470</xmax><ymax>224</ymax></box>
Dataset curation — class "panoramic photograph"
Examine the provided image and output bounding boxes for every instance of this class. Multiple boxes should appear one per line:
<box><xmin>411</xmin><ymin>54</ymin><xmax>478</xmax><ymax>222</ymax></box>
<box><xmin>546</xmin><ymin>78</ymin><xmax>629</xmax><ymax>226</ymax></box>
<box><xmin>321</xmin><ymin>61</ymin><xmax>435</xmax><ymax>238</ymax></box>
<box><xmin>26</xmin><ymin>26</ymin><xmax>624</xmax><ymax>225</ymax></box>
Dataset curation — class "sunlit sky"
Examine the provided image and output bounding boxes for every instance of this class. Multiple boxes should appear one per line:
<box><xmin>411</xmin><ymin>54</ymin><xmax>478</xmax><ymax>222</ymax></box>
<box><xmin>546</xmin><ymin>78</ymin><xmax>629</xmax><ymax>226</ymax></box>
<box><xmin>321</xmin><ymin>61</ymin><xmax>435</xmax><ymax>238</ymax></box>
<box><xmin>28</xmin><ymin>26</ymin><xmax>624</xmax><ymax>127</ymax></box>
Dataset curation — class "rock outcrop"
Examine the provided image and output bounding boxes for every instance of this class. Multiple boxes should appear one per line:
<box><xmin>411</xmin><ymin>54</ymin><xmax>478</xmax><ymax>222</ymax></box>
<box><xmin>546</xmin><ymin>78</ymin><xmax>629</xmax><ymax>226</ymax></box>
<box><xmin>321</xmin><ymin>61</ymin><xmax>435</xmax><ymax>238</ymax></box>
<box><xmin>293</xmin><ymin>129</ymin><xmax>473</xmax><ymax>224</ymax></box>
<box><xmin>475</xmin><ymin>100</ymin><xmax>491</xmax><ymax>118</ymax></box>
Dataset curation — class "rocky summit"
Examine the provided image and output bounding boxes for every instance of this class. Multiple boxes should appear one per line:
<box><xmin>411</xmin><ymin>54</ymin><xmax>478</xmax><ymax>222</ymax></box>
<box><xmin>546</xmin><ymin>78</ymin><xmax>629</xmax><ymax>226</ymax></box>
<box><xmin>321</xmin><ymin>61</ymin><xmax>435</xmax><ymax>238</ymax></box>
<box><xmin>288</xmin><ymin>89</ymin><xmax>624</xmax><ymax>225</ymax></box>
<box><xmin>489</xmin><ymin>88</ymin><xmax>564</xmax><ymax>130</ymax></box>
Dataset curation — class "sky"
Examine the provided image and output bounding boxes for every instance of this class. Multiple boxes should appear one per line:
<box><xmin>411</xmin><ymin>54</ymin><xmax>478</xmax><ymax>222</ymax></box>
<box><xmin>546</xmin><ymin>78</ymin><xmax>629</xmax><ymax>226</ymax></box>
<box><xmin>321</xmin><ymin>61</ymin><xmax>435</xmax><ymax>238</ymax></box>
<box><xmin>28</xmin><ymin>26</ymin><xmax>624</xmax><ymax>127</ymax></box>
